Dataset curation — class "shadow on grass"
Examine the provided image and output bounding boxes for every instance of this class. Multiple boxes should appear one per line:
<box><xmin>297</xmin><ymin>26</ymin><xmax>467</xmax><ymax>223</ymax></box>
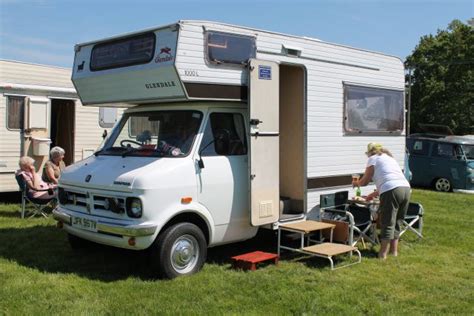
<box><xmin>0</xmin><ymin>224</ymin><xmax>341</xmax><ymax>279</ymax></box>
<box><xmin>0</xmin><ymin>225</ymin><xmax>157</xmax><ymax>281</ymax></box>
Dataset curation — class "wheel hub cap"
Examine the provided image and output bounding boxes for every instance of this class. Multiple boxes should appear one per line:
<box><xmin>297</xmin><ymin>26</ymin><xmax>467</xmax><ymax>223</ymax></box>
<box><xmin>171</xmin><ymin>235</ymin><xmax>199</xmax><ymax>273</ymax></box>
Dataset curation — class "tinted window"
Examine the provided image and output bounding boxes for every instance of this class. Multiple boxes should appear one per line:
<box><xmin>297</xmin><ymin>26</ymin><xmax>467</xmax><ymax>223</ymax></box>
<box><xmin>409</xmin><ymin>139</ymin><xmax>429</xmax><ymax>156</ymax></box>
<box><xmin>206</xmin><ymin>31</ymin><xmax>256</xmax><ymax>65</ymax></box>
<box><xmin>433</xmin><ymin>143</ymin><xmax>455</xmax><ymax>158</ymax></box>
<box><xmin>344</xmin><ymin>85</ymin><xmax>404</xmax><ymax>134</ymax></box>
<box><xmin>90</xmin><ymin>32</ymin><xmax>155</xmax><ymax>71</ymax></box>
<box><xmin>7</xmin><ymin>96</ymin><xmax>25</xmax><ymax>130</ymax></box>
<box><xmin>200</xmin><ymin>113</ymin><xmax>247</xmax><ymax>156</ymax></box>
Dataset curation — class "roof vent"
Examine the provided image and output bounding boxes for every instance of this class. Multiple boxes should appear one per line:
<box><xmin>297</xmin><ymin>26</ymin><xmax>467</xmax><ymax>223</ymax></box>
<box><xmin>282</xmin><ymin>44</ymin><xmax>302</xmax><ymax>57</ymax></box>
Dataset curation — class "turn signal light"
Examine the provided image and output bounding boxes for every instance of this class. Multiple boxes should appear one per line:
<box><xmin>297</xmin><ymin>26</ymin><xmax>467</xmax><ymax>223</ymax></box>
<box><xmin>128</xmin><ymin>237</ymin><xmax>136</xmax><ymax>246</ymax></box>
<box><xmin>181</xmin><ymin>197</ymin><xmax>192</xmax><ymax>204</ymax></box>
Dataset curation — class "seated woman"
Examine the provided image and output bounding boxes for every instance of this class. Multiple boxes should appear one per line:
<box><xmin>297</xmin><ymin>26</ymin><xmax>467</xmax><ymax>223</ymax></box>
<box><xmin>17</xmin><ymin>156</ymin><xmax>56</xmax><ymax>199</ymax></box>
<box><xmin>42</xmin><ymin>146</ymin><xmax>66</xmax><ymax>184</ymax></box>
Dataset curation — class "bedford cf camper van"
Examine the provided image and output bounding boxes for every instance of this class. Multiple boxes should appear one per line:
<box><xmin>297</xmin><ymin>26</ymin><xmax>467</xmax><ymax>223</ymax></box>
<box><xmin>53</xmin><ymin>20</ymin><xmax>407</xmax><ymax>278</ymax></box>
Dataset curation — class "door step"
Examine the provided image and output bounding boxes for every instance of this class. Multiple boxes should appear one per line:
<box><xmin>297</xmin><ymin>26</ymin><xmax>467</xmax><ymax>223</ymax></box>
<box><xmin>231</xmin><ymin>251</ymin><xmax>279</xmax><ymax>271</ymax></box>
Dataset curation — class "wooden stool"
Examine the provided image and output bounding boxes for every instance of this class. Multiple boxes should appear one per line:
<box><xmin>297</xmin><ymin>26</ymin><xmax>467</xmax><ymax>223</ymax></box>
<box><xmin>231</xmin><ymin>251</ymin><xmax>279</xmax><ymax>271</ymax></box>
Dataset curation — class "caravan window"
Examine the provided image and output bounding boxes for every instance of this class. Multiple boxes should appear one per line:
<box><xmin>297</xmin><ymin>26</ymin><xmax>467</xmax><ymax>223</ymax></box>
<box><xmin>206</xmin><ymin>31</ymin><xmax>256</xmax><ymax>65</ymax></box>
<box><xmin>344</xmin><ymin>84</ymin><xmax>404</xmax><ymax>135</ymax></box>
<box><xmin>90</xmin><ymin>32</ymin><xmax>156</xmax><ymax>71</ymax></box>
<box><xmin>6</xmin><ymin>96</ymin><xmax>25</xmax><ymax>130</ymax></box>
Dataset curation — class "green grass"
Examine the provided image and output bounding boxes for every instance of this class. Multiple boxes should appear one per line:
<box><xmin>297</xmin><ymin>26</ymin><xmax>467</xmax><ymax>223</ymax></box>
<box><xmin>0</xmin><ymin>189</ymin><xmax>473</xmax><ymax>315</ymax></box>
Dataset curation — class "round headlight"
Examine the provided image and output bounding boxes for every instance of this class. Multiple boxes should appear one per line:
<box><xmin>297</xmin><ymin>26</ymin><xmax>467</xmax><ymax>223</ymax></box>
<box><xmin>127</xmin><ymin>198</ymin><xmax>142</xmax><ymax>218</ymax></box>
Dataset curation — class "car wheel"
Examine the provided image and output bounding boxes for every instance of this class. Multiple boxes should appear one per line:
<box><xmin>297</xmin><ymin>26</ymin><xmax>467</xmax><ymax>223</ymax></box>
<box><xmin>434</xmin><ymin>178</ymin><xmax>451</xmax><ymax>192</ymax></box>
<box><xmin>150</xmin><ymin>222</ymin><xmax>207</xmax><ymax>279</ymax></box>
<box><xmin>68</xmin><ymin>233</ymin><xmax>91</xmax><ymax>249</ymax></box>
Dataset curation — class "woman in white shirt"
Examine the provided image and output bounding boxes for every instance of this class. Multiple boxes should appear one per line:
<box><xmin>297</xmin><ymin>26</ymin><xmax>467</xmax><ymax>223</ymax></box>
<box><xmin>353</xmin><ymin>143</ymin><xmax>411</xmax><ymax>259</ymax></box>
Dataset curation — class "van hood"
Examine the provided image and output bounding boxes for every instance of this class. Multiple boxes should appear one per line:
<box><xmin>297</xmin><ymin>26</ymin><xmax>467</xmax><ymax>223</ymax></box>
<box><xmin>60</xmin><ymin>155</ymin><xmax>189</xmax><ymax>191</ymax></box>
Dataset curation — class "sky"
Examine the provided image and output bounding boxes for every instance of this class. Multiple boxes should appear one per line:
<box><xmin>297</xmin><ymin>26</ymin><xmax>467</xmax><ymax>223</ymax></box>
<box><xmin>0</xmin><ymin>0</ymin><xmax>472</xmax><ymax>68</ymax></box>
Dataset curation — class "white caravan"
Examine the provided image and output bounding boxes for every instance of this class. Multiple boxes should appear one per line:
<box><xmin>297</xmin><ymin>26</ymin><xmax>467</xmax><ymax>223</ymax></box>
<box><xmin>0</xmin><ymin>60</ymin><xmax>120</xmax><ymax>192</ymax></box>
<box><xmin>54</xmin><ymin>20</ymin><xmax>406</xmax><ymax>278</ymax></box>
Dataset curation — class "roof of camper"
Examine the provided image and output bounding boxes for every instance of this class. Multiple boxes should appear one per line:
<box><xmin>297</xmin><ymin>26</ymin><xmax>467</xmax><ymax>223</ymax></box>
<box><xmin>75</xmin><ymin>20</ymin><xmax>402</xmax><ymax>61</ymax></box>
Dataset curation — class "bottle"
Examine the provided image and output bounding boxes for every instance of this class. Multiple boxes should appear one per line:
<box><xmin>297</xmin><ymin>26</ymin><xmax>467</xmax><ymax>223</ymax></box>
<box><xmin>355</xmin><ymin>186</ymin><xmax>361</xmax><ymax>197</ymax></box>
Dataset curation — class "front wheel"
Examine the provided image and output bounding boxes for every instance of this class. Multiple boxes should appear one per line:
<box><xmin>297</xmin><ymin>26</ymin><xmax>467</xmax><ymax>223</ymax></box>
<box><xmin>150</xmin><ymin>223</ymin><xmax>207</xmax><ymax>279</ymax></box>
<box><xmin>434</xmin><ymin>177</ymin><xmax>451</xmax><ymax>192</ymax></box>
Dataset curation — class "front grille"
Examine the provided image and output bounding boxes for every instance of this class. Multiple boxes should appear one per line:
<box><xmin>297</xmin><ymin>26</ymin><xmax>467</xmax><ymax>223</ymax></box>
<box><xmin>62</xmin><ymin>190</ymin><xmax>88</xmax><ymax>207</ymax></box>
<box><xmin>93</xmin><ymin>195</ymin><xmax>126</xmax><ymax>213</ymax></box>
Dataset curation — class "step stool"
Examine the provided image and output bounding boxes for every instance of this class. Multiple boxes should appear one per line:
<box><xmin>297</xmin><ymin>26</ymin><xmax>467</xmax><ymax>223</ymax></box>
<box><xmin>231</xmin><ymin>251</ymin><xmax>279</xmax><ymax>271</ymax></box>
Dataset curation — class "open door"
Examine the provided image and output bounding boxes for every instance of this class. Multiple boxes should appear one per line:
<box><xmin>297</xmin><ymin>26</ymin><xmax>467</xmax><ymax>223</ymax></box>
<box><xmin>248</xmin><ymin>59</ymin><xmax>280</xmax><ymax>226</ymax></box>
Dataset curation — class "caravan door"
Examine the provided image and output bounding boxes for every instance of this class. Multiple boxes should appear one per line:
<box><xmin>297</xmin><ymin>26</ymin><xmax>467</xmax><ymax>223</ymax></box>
<box><xmin>248</xmin><ymin>59</ymin><xmax>280</xmax><ymax>226</ymax></box>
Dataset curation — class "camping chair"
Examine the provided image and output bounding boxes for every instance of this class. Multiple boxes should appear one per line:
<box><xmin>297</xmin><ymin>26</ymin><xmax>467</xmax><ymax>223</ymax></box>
<box><xmin>346</xmin><ymin>204</ymin><xmax>377</xmax><ymax>248</ymax></box>
<box><xmin>319</xmin><ymin>191</ymin><xmax>353</xmax><ymax>245</ymax></box>
<box><xmin>15</xmin><ymin>173</ymin><xmax>56</xmax><ymax>219</ymax></box>
<box><xmin>319</xmin><ymin>191</ymin><xmax>376</xmax><ymax>248</ymax></box>
<box><xmin>399</xmin><ymin>202</ymin><xmax>424</xmax><ymax>238</ymax></box>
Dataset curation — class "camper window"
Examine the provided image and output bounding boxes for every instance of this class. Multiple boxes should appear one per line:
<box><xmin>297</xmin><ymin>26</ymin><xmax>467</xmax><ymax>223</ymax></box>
<box><xmin>90</xmin><ymin>32</ymin><xmax>156</xmax><ymax>71</ymax></box>
<box><xmin>6</xmin><ymin>96</ymin><xmax>25</xmax><ymax>130</ymax></box>
<box><xmin>343</xmin><ymin>84</ymin><xmax>404</xmax><ymax>135</ymax></box>
<box><xmin>206</xmin><ymin>31</ymin><xmax>256</xmax><ymax>65</ymax></box>
<box><xmin>199</xmin><ymin>113</ymin><xmax>247</xmax><ymax>156</ymax></box>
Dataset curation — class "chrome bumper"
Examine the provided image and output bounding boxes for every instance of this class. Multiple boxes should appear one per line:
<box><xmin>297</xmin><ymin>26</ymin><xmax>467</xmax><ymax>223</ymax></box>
<box><xmin>52</xmin><ymin>208</ymin><xmax>157</xmax><ymax>237</ymax></box>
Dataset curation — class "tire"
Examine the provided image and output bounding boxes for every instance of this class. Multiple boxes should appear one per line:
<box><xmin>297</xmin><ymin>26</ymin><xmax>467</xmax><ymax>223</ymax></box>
<box><xmin>150</xmin><ymin>222</ymin><xmax>207</xmax><ymax>279</ymax></box>
<box><xmin>434</xmin><ymin>178</ymin><xmax>451</xmax><ymax>192</ymax></box>
<box><xmin>68</xmin><ymin>233</ymin><xmax>92</xmax><ymax>249</ymax></box>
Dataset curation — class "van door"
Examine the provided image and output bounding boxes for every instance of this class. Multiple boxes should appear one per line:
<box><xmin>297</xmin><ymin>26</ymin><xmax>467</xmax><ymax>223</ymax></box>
<box><xmin>248</xmin><ymin>59</ymin><xmax>280</xmax><ymax>226</ymax></box>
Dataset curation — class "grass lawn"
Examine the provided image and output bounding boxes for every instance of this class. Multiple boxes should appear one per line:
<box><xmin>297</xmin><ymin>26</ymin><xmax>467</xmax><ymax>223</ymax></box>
<box><xmin>0</xmin><ymin>189</ymin><xmax>473</xmax><ymax>315</ymax></box>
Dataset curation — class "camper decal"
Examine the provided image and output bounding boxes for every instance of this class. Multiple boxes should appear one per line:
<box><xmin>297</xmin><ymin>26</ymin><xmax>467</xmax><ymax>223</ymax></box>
<box><xmin>258</xmin><ymin>65</ymin><xmax>272</xmax><ymax>80</ymax></box>
<box><xmin>145</xmin><ymin>81</ymin><xmax>177</xmax><ymax>89</ymax></box>
<box><xmin>155</xmin><ymin>47</ymin><xmax>174</xmax><ymax>63</ymax></box>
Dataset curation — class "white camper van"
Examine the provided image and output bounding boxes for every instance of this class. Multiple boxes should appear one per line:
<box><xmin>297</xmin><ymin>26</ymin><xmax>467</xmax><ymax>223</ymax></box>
<box><xmin>0</xmin><ymin>60</ymin><xmax>120</xmax><ymax>192</ymax></box>
<box><xmin>53</xmin><ymin>20</ymin><xmax>406</xmax><ymax>278</ymax></box>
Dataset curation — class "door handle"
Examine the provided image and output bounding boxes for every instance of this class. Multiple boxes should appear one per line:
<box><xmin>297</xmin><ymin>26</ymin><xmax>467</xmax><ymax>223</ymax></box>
<box><xmin>250</xmin><ymin>119</ymin><xmax>263</xmax><ymax>125</ymax></box>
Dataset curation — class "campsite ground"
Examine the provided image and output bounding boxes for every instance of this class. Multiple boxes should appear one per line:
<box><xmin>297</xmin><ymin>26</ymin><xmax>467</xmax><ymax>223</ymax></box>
<box><xmin>0</xmin><ymin>189</ymin><xmax>473</xmax><ymax>315</ymax></box>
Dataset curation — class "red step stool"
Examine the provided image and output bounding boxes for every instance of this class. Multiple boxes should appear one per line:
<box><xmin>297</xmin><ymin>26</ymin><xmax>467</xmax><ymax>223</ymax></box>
<box><xmin>231</xmin><ymin>251</ymin><xmax>279</xmax><ymax>271</ymax></box>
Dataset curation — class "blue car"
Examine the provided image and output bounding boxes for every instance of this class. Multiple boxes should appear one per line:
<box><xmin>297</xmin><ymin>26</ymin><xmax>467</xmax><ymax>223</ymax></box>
<box><xmin>407</xmin><ymin>135</ymin><xmax>474</xmax><ymax>192</ymax></box>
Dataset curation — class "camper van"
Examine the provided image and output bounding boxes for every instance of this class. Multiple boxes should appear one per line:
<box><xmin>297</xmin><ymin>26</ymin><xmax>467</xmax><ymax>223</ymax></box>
<box><xmin>0</xmin><ymin>60</ymin><xmax>120</xmax><ymax>192</ymax></box>
<box><xmin>407</xmin><ymin>134</ymin><xmax>474</xmax><ymax>192</ymax></box>
<box><xmin>53</xmin><ymin>20</ymin><xmax>406</xmax><ymax>278</ymax></box>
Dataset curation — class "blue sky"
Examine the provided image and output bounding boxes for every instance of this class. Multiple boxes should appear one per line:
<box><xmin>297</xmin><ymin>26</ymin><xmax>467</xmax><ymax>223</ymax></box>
<box><xmin>0</xmin><ymin>0</ymin><xmax>472</xmax><ymax>68</ymax></box>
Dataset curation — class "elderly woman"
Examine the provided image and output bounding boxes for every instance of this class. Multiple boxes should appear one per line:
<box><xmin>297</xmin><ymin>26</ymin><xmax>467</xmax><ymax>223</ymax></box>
<box><xmin>42</xmin><ymin>146</ymin><xmax>66</xmax><ymax>184</ymax></box>
<box><xmin>17</xmin><ymin>156</ymin><xmax>56</xmax><ymax>199</ymax></box>
<box><xmin>352</xmin><ymin>143</ymin><xmax>411</xmax><ymax>259</ymax></box>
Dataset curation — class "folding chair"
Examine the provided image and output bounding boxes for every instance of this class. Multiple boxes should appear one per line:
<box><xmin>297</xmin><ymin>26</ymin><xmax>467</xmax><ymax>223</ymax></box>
<box><xmin>320</xmin><ymin>191</ymin><xmax>376</xmax><ymax>247</ymax></box>
<box><xmin>346</xmin><ymin>204</ymin><xmax>377</xmax><ymax>247</ymax></box>
<box><xmin>399</xmin><ymin>202</ymin><xmax>424</xmax><ymax>238</ymax></box>
<box><xmin>15</xmin><ymin>173</ymin><xmax>56</xmax><ymax>219</ymax></box>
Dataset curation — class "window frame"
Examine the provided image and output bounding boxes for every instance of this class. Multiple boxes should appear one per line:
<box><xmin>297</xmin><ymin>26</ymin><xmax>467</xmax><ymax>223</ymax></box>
<box><xmin>90</xmin><ymin>32</ymin><xmax>156</xmax><ymax>72</ymax></box>
<box><xmin>6</xmin><ymin>95</ymin><xmax>26</xmax><ymax>131</ymax></box>
<box><xmin>343</xmin><ymin>83</ymin><xmax>405</xmax><ymax>136</ymax></box>
<box><xmin>205</xmin><ymin>31</ymin><xmax>256</xmax><ymax>67</ymax></box>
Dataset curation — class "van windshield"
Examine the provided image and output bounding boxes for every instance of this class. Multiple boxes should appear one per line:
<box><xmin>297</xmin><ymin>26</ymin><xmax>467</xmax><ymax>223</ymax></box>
<box><xmin>99</xmin><ymin>110</ymin><xmax>203</xmax><ymax>157</ymax></box>
<box><xmin>462</xmin><ymin>145</ymin><xmax>474</xmax><ymax>160</ymax></box>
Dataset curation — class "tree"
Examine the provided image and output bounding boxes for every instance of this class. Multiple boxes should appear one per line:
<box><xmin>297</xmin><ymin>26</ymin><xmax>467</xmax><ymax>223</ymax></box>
<box><xmin>405</xmin><ymin>19</ymin><xmax>474</xmax><ymax>135</ymax></box>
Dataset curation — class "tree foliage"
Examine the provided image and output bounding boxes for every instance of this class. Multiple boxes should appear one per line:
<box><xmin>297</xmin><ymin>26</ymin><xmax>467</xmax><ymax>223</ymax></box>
<box><xmin>405</xmin><ymin>19</ymin><xmax>474</xmax><ymax>135</ymax></box>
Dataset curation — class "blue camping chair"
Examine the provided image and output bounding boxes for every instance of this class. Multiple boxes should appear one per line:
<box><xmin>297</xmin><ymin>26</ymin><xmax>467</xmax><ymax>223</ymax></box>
<box><xmin>15</xmin><ymin>173</ymin><xmax>56</xmax><ymax>219</ymax></box>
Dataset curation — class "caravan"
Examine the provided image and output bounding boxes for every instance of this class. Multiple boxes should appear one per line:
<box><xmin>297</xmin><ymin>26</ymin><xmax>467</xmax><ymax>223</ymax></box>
<box><xmin>53</xmin><ymin>20</ymin><xmax>406</xmax><ymax>278</ymax></box>
<box><xmin>0</xmin><ymin>60</ymin><xmax>120</xmax><ymax>192</ymax></box>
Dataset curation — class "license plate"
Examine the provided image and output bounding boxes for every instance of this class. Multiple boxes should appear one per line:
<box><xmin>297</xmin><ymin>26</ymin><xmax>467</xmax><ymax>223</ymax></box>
<box><xmin>71</xmin><ymin>216</ymin><xmax>98</xmax><ymax>232</ymax></box>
